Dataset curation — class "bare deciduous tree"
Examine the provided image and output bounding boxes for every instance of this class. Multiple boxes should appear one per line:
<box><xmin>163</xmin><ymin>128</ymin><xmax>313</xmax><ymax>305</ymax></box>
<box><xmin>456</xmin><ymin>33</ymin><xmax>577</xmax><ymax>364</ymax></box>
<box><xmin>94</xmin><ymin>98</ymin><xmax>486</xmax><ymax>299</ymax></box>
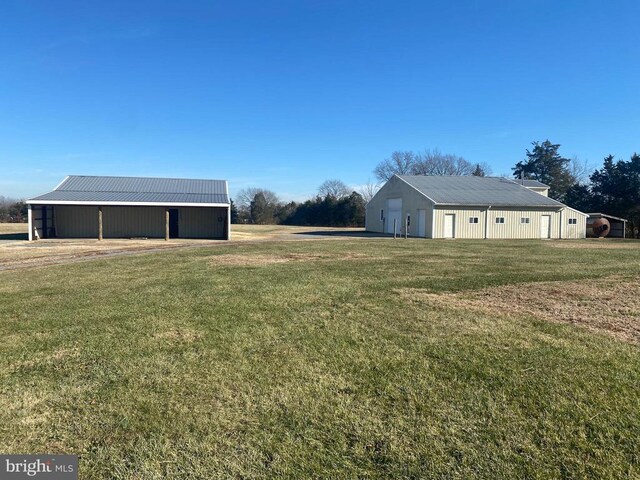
<box><xmin>569</xmin><ymin>156</ymin><xmax>592</xmax><ymax>185</ymax></box>
<box><xmin>358</xmin><ymin>179</ymin><xmax>380</xmax><ymax>203</ymax></box>
<box><xmin>318</xmin><ymin>179</ymin><xmax>350</xmax><ymax>199</ymax></box>
<box><xmin>236</xmin><ymin>187</ymin><xmax>279</xmax><ymax>210</ymax></box>
<box><xmin>373</xmin><ymin>151</ymin><xmax>417</xmax><ymax>182</ymax></box>
<box><xmin>373</xmin><ymin>149</ymin><xmax>485</xmax><ymax>181</ymax></box>
<box><xmin>412</xmin><ymin>149</ymin><xmax>475</xmax><ymax>176</ymax></box>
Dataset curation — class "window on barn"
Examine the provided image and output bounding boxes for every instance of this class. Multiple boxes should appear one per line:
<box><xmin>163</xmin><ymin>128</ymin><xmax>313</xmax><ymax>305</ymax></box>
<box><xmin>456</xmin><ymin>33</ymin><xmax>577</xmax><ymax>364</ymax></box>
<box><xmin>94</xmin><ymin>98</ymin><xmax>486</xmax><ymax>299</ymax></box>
<box><xmin>568</xmin><ymin>218</ymin><xmax>577</xmax><ymax>225</ymax></box>
<box><xmin>495</xmin><ymin>217</ymin><xmax>505</xmax><ymax>224</ymax></box>
<box><xmin>469</xmin><ymin>217</ymin><xmax>479</xmax><ymax>224</ymax></box>
<box><xmin>380</xmin><ymin>209</ymin><xmax>384</xmax><ymax>221</ymax></box>
<box><xmin>520</xmin><ymin>217</ymin><xmax>530</xmax><ymax>224</ymax></box>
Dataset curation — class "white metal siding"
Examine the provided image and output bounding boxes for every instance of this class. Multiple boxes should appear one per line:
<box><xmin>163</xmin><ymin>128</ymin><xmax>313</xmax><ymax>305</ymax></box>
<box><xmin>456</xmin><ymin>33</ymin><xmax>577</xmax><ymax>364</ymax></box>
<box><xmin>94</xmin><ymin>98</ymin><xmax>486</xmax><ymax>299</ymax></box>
<box><xmin>563</xmin><ymin>208</ymin><xmax>587</xmax><ymax>239</ymax></box>
<box><xmin>432</xmin><ymin>207</ymin><xmax>574</xmax><ymax>239</ymax></box>
<box><xmin>365</xmin><ymin>176</ymin><xmax>435</xmax><ymax>235</ymax></box>
<box><xmin>486</xmin><ymin>209</ymin><xmax>561</xmax><ymax>239</ymax></box>
<box><xmin>433</xmin><ymin>208</ymin><xmax>486</xmax><ymax>239</ymax></box>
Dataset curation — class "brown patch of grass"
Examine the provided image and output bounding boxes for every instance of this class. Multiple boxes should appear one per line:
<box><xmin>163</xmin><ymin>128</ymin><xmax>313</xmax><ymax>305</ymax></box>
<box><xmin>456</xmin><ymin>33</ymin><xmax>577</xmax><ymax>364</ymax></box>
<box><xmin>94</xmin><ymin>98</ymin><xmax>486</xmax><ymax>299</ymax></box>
<box><xmin>550</xmin><ymin>240</ymin><xmax>640</xmax><ymax>249</ymax></box>
<box><xmin>153</xmin><ymin>329</ymin><xmax>203</xmax><ymax>344</ymax></box>
<box><xmin>209</xmin><ymin>252</ymin><xmax>375</xmax><ymax>266</ymax></box>
<box><xmin>9</xmin><ymin>347</ymin><xmax>80</xmax><ymax>373</ymax></box>
<box><xmin>398</xmin><ymin>276</ymin><xmax>640</xmax><ymax>343</ymax></box>
<box><xmin>0</xmin><ymin>223</ymin><xmax>27</xmax><ymax>234</ymax></box>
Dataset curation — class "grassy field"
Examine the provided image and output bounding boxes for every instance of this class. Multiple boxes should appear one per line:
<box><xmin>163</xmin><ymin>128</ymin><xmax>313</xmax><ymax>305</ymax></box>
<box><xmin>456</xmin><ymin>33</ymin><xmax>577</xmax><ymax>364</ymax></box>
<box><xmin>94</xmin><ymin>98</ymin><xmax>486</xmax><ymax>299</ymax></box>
<box><xmin>0</xmin><ymin>236</ymin><xmax>639</xmax><ymax>478</ymax></box>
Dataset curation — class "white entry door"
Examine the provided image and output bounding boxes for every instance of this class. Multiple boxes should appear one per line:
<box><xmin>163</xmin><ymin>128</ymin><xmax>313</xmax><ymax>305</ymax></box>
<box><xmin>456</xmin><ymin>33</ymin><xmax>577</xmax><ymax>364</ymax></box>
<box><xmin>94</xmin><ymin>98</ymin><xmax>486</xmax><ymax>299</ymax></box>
<box><xmin>386</xmin><ymin>198</ymin><xmax>402</xmax><ymax>234</ymax></box>
<box><xmin>417</xmin><ymin>209</ymin><xmax>426</xmax><ymax>237</ymax></box>
<box><xmin>540</xmin><ymin>215</ymin><xmax>551</xmax><ymax>239</ymax></box>
<box><xmin>444</xmin><ymin>214</ymin><xmax>455</xmax><ymax>238</ymax></box>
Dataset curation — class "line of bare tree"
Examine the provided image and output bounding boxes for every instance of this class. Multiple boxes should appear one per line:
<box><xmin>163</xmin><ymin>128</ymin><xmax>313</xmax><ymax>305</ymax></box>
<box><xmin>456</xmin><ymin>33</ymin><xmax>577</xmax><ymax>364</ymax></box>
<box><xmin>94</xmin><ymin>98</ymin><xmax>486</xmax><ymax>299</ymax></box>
<box><xmin>373</xmin><ymin>149</ymin><xmax>492</xmax><ymax>182</ymax></box>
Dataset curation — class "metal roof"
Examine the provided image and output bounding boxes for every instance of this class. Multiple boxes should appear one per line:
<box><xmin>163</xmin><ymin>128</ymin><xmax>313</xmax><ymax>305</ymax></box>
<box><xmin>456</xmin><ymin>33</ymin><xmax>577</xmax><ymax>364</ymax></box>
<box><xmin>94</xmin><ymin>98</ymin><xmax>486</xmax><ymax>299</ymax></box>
<box><xmin>28</xmin><ymin>175</ymin><xmax>229</xmax><ymax>205</ymax></box>
<box><xmin>516</xmin><ymin>179</ymin><xmax>549</xmax><ymax>188</ymax></box>
<box><xmin>586</xmin><ymin>213</ymin><xmax>628</xmax><ymax>222</ymax></box>
<box><xmin>396</xmin><ymin>175</ymin><xmax>565</xmax><ymax>207</ymax></box>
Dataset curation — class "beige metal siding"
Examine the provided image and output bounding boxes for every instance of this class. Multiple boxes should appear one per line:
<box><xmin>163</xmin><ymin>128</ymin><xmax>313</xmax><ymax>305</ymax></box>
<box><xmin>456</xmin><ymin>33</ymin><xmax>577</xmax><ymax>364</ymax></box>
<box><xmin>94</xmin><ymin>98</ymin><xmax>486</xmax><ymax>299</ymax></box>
<box><xmin>179</xmin><ymin>207</ymin><xmax>226</xmax><ymax>238</ymax></box>
<box><xmin>103</xmin><ymin>206</ymin><xmax>165</xmax><ymax>238</ymax></box>
<box><xmin>563</xmin><ymin>208</ymin><xmax>587</xmax><ymax>239</ymax></box>
<box><xmin>486</xmin><ymin>209</ymin><xmax>561</xmax><ymax>239</ymax></box>
<box><xmin>433</xmin><ymin>207</ymin><xmax>572</xmax><ymax>239</ymax></box>
<box><xmin>54</xmin><ymin>205</ymin><xmax>99</xmax><ymax>238</ymax></box>
<box><xmin>433</xmin><ymin>208</ymin><xmax>486</xmax><ymax>239</ymax></box>
<box><xmin>365</xmin><ymin>176</ymin><xmax>434</xmax><ymax>235</ymax></box>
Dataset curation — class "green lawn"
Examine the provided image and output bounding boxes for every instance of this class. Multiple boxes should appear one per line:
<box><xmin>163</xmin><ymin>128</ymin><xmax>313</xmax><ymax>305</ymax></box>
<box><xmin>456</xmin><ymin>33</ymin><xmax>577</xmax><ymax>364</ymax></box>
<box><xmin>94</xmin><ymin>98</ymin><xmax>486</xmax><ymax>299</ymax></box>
<box><xmin>0</xmin><ymin>239</ymin><xmax>638</xmax><ymax>478</ymax></box>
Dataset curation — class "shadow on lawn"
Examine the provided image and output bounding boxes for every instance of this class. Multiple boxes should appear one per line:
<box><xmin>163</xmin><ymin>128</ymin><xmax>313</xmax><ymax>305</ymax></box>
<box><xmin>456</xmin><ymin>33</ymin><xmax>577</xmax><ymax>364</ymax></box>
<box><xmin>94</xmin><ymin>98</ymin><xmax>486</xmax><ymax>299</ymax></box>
<box><xmin>0</xmin><ymin>233</ymin><xmax>28</xmax><ymax>241</ymax></box>
<box><xmin>293</xmin><ymin>230</ymin><xmax>392</xmax><ymax>239</ymax></box>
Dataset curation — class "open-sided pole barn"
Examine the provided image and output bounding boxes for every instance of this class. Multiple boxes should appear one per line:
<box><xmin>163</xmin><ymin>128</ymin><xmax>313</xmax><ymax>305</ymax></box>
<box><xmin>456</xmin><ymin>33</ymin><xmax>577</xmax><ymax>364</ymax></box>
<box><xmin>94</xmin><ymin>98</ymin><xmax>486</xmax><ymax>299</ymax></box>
<box><xmin>26</xmin><ymin>175</ymin><xmax>231</xmax><ymax>241</ymax></box>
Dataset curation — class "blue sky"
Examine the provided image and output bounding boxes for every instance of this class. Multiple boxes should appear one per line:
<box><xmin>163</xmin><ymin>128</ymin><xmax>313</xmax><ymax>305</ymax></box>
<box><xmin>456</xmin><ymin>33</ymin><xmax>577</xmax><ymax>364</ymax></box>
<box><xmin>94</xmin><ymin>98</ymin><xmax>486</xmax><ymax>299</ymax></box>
<box><xmin>1</xmin><ymin>0</ymin><xmax>639</xmax><ymax>201</ymax></box>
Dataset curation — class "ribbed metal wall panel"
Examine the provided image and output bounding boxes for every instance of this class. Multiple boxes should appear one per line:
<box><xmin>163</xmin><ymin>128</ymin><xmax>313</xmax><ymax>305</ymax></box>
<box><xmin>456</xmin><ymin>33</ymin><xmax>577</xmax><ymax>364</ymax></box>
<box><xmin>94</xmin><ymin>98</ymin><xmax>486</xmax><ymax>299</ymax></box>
<box><xmin>365</xmin><ymin>176</ymin><xmax>435</xmax><ymax>235</ymax></box>
<box><xmin>432</xmin><ymin>207</ymin><xmax>576</xmax><ymax>239</ymax></box>
<box><xmin>179</xmin><ymin>207</ymin><xmax>226</xmax><ymax>239</ymax></box>
<box><xmin>433</xmin><ymin>208</ymin><xmax>486</xmax><ymax>239</ymax></box>
<box><xmin>486</xmin><ymin>209</ymin><xmax>559</xmax><ymax>239</ymax></box>
<box><xmin>103</xmin><ymin>206</ymin><xmax>165</xmax><ymax>238</ymax></box>
<box><xmin>54</xmin><ymin>206</ymin><xmax>99</xmax><ymax>238</ymax></box>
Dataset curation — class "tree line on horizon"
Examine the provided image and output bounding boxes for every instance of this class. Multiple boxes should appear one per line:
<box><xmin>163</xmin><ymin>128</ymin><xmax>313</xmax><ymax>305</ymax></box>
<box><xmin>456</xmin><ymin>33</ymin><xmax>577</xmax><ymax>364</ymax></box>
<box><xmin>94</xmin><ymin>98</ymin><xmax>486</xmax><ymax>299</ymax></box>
<box><xmin>0</xmin><ymin>197</ymin><xmax>27</xmax><ymax>223</ymax></box>
<box><xmin>232</xmin><ymin>180</ymin><xmax>366</xmax><ymax>227</ymax></box>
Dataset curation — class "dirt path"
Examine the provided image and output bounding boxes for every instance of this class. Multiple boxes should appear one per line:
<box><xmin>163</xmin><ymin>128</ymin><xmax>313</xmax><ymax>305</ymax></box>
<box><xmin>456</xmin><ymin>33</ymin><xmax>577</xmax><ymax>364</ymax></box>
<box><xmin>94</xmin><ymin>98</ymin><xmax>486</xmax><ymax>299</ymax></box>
<box><xmin>0</xmin><ymin>225</ymin><xmax>372</xmax><ymax>271</ymax></box>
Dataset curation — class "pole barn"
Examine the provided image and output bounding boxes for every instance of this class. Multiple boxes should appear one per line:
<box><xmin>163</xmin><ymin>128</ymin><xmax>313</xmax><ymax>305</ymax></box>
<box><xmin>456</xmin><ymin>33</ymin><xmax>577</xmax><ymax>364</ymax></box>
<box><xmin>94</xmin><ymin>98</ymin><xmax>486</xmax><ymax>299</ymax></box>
<box><xmin>26</xmin><ymin>175</ymin><xmax>231</xmax><ymax>241</ymax></box>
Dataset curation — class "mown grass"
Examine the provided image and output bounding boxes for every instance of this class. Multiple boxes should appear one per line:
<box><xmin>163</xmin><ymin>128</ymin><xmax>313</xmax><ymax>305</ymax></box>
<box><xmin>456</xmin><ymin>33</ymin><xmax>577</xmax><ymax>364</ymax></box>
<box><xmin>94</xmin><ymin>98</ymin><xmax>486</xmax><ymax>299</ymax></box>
<box><xmin>0</xmin><ymin>239</ymin><xmax>638</xmax><ymax>478</ymax></box>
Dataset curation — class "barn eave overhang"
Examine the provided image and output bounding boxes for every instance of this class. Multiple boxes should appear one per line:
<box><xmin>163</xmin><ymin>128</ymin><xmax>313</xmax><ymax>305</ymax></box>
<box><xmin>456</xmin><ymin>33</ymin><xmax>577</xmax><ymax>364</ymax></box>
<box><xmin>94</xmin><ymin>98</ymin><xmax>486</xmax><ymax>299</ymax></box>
<box><xmin>25</xmin><ymin>200</ymin><xmax>230</xmax><ymax>208</ymax></box>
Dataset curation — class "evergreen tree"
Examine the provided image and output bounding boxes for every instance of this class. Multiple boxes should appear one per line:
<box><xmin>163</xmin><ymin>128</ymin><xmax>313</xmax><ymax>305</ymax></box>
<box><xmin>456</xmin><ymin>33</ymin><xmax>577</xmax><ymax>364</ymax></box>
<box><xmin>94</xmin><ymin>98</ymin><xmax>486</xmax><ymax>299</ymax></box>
<box><xmin>513</xmin><ymin>140</ymin><xmax>576</xmax><ymax>201</ymax></box>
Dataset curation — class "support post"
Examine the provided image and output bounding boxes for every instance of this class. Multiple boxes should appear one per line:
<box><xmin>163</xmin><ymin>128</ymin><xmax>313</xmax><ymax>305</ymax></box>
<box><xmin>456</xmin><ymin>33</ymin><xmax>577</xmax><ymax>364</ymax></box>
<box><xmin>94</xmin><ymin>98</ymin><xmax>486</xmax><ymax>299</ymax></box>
<box><xmin>165</xmin><ymin>208</ymin><xmax>170</xmax><ymax>241</ymax></box>
<box><xmin>484</xmin><ymin>206</ymin><xmax>491</xmax><ymax>239</ymax></box>
<box><xmin>28</xmin><ymin>205</ymin><xmax>33</xmax><ymax>241</ymax></box>
<box><xmin>393</xmin><ymin>218</ymin><xmax>397</xmax><ymax>239</ymax></box>
<box><xmin>405</xmin><ymin>216</ymin><xmax>408</xmax><ymax>239</ymax></box>
<box><xmin>98</xmin><ymin>206</ymin><xmax>103</xmax><ymax>241</ymax></box>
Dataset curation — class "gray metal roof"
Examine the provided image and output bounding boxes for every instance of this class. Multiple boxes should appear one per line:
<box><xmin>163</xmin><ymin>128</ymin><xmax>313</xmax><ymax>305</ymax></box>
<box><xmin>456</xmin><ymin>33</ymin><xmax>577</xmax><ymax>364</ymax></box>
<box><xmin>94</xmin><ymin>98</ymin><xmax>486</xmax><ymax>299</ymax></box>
<box><xmin>586</xmin><ymin>213</ymin><xmax>628</xmax><ymax>222</ymax></box>
<box><xmin>28</xmin><ymin>175</ymin><xmax>229</xmax><ymax>205</ymax></box>
<box><xmin>516</xmin><ymin>179</ymin><xmax>549</xmax><ymax>188</ymax></box>
<box><xmin>396</xmin><ymin>175</ymin><xmax>564</xmax><ymax>207</ymax></box>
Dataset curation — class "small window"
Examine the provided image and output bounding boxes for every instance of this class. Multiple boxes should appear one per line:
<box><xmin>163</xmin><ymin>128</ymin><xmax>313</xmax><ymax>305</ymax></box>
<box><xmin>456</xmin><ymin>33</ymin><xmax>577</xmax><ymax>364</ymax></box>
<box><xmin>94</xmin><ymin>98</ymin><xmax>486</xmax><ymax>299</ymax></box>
<box><xmin>407</xmin><ymin>214</ymin><xmax>411</xmax><ymax>226</ymax></box>
<box><xmin>568</xmin><ymin>218</ymin><xmax>577</xmax><ymax>225</ymax></box>
<box><xmin>495</xmin><ymin>217</ymin><xmax>505</xmax><ymax>224</ymax></box>
<box><xmin>469</xmin><ymin>217</ymin><xmax>479</xmax><ymax>224</ymax></box>
<box><xmin>520</xmin><ymin>217</ymin><xmax>530</xmax><ymax>224</ymax></box>
<box><xmin>380</xmin><ymin>209</ymin><xmax>384</xmax><ymax>221</ymax></box>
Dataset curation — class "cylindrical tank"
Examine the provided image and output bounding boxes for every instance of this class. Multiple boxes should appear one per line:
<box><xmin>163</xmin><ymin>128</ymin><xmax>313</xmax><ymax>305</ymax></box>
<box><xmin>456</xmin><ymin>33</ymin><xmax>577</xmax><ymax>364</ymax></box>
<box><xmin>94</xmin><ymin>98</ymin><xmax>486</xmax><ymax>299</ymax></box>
<box><xmin>587</xmin><ymin>217</ymin><xmax>611</xmax><ymax>237</ymax></box>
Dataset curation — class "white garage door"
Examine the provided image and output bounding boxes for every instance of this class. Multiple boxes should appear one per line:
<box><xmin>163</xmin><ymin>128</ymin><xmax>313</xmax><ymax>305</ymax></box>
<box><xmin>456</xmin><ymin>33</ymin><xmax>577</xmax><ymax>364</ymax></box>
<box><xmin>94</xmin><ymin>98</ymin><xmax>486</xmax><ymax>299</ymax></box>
<box><xmin>386</xmin><ymin>198</ymin><xmax>402</xmax><ymax>234</ymax></box>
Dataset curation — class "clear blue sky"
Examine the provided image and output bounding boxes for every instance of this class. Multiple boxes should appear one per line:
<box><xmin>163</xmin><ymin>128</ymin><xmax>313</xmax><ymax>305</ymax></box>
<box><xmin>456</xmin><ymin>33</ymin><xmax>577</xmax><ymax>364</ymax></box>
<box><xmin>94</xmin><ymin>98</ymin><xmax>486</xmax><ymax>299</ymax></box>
<box><xmin>1</xmin><ymin>0</ymin><xmax>639</xmax><ymax>201</ymax></box>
